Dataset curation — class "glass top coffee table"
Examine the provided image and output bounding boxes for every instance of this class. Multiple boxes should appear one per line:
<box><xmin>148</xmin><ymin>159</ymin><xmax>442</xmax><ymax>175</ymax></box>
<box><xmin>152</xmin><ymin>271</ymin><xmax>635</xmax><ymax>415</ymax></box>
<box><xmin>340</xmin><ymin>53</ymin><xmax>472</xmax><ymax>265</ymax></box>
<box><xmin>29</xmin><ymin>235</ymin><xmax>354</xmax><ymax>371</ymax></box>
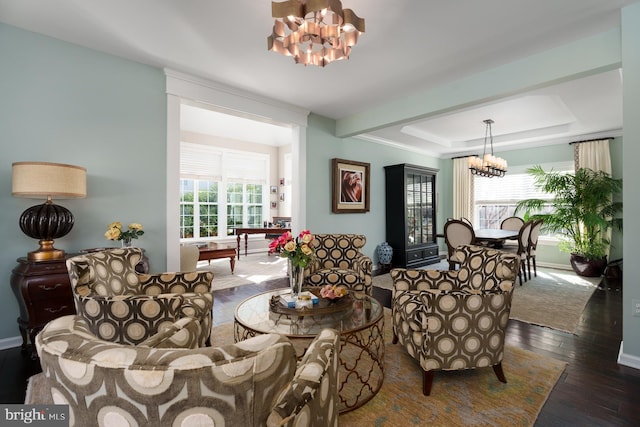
<box><xmin>234</xmin><ymin>288</ymin><xmax>385</xmax><ymax>413</ymax></box>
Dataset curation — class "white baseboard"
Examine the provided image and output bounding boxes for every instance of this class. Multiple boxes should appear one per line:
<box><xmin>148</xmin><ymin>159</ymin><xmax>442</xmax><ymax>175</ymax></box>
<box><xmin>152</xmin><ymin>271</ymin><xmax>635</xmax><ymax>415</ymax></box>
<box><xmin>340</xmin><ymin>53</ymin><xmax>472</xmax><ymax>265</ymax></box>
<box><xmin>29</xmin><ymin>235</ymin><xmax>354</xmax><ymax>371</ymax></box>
<box><xmin>0</xmin><ymin>335</ymin><xmax>23</xmax><ymax>351</ymax></box>
<box><xmin>536</xmin><ymin>261</ymin><xmax>572</xmax><ymax>271</ymax></box>
<box><xmin>618</xmin><ymin>342</ymin><xmax>640</xmax><ymax>370</ymax></box>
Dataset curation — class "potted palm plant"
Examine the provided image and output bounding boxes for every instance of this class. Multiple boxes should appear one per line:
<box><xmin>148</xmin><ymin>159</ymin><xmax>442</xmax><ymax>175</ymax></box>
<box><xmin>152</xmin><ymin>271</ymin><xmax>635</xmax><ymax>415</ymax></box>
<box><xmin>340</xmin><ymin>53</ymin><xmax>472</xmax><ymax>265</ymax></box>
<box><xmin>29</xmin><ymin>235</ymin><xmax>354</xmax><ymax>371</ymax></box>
<box><xmin>515</xmin><ymin>166</ymin><xmax>622</xmax><ymax>277</ymax></box>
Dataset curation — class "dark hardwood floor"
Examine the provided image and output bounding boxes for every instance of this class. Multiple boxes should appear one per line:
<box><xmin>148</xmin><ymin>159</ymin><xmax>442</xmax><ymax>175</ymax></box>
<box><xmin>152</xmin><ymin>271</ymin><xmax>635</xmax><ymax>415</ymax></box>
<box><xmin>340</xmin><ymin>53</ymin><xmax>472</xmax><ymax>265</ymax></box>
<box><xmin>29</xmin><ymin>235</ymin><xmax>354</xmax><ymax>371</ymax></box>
<box><xmin>2</xmin><ymin>275</ymin><xmax>639</xmax><ymax>426</ymax></box>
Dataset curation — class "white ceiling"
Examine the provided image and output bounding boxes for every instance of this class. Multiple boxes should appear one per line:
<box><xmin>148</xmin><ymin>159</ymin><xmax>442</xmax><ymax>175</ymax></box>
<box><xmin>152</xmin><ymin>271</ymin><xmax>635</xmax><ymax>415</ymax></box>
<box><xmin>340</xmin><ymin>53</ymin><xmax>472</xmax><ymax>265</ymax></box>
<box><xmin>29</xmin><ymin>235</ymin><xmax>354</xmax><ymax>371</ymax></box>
<box><xmin>1</xmin><ymin>0</ymin><xmax>635</xmax><ymax>156</ymax></box>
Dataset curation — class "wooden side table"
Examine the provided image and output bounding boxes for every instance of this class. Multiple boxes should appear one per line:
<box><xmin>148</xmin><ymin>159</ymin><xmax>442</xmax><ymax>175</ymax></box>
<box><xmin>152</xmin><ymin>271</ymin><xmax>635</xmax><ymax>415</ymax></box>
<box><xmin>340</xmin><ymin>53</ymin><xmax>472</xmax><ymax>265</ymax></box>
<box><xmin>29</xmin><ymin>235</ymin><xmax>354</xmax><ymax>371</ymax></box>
<box><xmin>198</xmin><ymin>243</ymin><xmax>236</xmax><ymax>273</ymax></box>
<box><xmin>10</xmin><ymin>257</ymin><xmax>76</xmax><ymax>359</ymax></box>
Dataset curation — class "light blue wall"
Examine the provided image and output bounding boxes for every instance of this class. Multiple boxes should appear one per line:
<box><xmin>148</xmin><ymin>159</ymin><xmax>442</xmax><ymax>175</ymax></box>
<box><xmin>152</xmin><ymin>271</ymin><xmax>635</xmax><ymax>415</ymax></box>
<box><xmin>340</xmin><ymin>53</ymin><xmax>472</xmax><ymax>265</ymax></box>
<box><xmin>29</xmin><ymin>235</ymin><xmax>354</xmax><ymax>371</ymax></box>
<box><xmin>0</xmin><ymin>23</ymin><xmax>167</xmax><ymax>341</ymax></box>
<box><xmin>305</xmin><ymin>114</ymin><xmax>447</xmax><ymax>263</ymax></box>
<box><xmin>621</xmin><ymin>4</ymin><xmax>640</xmax><ymax>360</ymax></box>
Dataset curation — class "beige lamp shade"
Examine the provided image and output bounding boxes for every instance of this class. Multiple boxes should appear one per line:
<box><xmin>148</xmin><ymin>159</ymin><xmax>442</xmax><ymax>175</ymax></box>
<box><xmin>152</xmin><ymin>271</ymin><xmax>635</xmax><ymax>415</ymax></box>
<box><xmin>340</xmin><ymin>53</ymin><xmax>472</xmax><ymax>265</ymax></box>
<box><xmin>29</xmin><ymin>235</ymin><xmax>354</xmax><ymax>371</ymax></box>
<box><xmin>11</xmin><ymin>161</ymin><xmax>87</xmax><ymax>261</ymax></box>
<box><xmin>12</xmin><ymin>161</ymin><xmax>87</xmax><ymax>199</ymax></box>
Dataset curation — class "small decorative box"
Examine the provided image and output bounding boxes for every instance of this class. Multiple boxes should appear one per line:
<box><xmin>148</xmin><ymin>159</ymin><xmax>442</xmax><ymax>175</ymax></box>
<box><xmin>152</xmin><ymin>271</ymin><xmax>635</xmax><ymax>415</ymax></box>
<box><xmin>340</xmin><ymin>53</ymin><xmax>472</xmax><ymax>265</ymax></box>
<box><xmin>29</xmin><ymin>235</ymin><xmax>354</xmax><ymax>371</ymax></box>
<box><xmin>280</xmin><ymin>291</ymin><xmax>318</xmax><ymax>308</ymax></box>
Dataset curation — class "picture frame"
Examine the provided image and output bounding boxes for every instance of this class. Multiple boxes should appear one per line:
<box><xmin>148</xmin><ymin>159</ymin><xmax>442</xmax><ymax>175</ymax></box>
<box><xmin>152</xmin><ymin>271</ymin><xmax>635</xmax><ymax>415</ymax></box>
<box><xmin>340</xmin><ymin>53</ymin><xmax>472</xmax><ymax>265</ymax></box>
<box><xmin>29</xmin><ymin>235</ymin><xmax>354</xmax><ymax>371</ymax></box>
<box><xmin>271</xmin><ymin>201</ymin><xmax>277</xmax><ymax>209</ymax></box>
<box><xmin>332</xmin><ymin>158</ymin><xmax>370</xmax><ymax>213</ymax></box>
<box><xmin>270</xmin><ymin>185</ymin><xmax>277</xmax><ymax>194</ymax></box>
<box><xmin>280</xmin><ymin>193</ymin><xmax>285</xmax><ymax>201</ymax></box>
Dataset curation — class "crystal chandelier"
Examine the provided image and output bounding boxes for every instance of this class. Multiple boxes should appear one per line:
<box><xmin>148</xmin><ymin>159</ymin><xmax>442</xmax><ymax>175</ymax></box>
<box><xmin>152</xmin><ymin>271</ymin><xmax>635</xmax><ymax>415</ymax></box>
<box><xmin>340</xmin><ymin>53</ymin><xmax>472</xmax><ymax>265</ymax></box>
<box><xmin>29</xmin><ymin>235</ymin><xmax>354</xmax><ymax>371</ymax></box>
<box><xmin>267</xmin><ymin>0</ymin><xmax>365</xmax><ymax>67</ymax></box>
<box><xmin>468</xmin><ymin>119</ymin><xmax>508</xmax><ymax>178</ymax></box>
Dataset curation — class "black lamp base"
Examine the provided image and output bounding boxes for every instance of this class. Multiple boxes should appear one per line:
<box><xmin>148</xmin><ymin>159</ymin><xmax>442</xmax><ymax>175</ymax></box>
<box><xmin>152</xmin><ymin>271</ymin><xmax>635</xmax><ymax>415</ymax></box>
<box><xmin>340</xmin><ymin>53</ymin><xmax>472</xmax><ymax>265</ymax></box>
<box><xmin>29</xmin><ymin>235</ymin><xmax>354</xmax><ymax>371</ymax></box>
<box><xmin>27</xmin><ymin>239</ymin><xmax>66</xmax><ymax>261</ymax></box>
<box><xmin>19</xmin><ymin>200</ymin><xmax>74</xmax><ymax>262</ymax></box>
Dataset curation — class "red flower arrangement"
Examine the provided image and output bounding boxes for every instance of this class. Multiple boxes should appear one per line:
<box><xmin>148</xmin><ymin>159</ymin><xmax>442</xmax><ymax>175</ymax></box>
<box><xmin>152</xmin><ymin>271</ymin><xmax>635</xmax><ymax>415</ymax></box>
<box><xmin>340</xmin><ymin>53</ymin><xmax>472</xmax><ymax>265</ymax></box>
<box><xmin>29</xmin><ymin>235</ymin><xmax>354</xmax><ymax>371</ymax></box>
<box><xmin>268</xmin><ymin>229</ymin><xmax>315</xmax><ymax>269</ymax></box>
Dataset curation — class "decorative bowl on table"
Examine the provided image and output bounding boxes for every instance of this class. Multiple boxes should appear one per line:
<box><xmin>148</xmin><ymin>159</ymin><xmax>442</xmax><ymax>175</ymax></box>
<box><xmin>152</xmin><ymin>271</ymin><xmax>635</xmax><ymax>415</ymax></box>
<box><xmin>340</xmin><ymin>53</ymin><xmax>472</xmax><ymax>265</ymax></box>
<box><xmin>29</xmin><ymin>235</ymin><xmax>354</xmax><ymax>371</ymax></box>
<box><xmin>319</xmin><ymin>284</ymin><xmax>348</xmax><ymax>302</ymax></box>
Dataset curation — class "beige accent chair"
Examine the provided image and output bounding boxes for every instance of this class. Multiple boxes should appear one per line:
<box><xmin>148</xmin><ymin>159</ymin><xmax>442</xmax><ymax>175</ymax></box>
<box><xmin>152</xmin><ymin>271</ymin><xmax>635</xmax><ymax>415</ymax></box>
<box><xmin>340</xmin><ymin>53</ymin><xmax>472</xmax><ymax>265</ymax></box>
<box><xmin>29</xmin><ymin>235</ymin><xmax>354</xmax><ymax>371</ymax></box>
<box><xmin>304</xmin><ymin>233</ymin><xmax>373</xmax><ymax>295</ymax></box>
<box><xmin>36</xmin><ymin>315</ymin><xmax>340</xmax><ymax>427</ymax></box>
<box><xmin>180</xmin><ymin>244</ymin><xmax>200</xmax><ymax>271</ymax></box>
<box><xmin>390</xmin><ymin>245</ymin><xmax>520</xmax><ymax>395</ymax></box>
<box><xmin>444</xmin><ymin>219</ymin><xmax>475</xmax><ymax>270</ymax></box>
<box><xmin>66</xmin><ymin>248</ymin><xmax>214</xmax><ymax>347</ymax></box>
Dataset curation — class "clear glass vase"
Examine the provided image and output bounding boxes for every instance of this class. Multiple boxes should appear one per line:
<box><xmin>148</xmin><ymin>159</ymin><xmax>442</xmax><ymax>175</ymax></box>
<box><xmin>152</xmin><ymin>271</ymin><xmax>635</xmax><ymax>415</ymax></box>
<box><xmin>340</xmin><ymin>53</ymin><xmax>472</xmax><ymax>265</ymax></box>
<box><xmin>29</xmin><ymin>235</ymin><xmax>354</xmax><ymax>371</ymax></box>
<box><xmin>288</xmin><ymin>259</ymin><xmax>304</xmax><ymax>298</ymax></box>
<box><xmin>121</xmin><ymin>237</ymin><xmax>132</xmax><ymax>248</ymax></box>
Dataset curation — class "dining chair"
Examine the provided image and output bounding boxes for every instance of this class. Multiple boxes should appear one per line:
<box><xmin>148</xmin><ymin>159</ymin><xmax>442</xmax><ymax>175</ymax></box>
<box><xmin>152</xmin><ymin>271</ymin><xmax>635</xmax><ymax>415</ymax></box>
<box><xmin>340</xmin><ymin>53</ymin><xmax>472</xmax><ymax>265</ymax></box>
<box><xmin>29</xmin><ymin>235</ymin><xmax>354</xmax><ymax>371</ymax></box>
<box><xmin>460</xmin><ymin>217</ymin><xmax>473</xmax><ymax>226</ymax></box>
<box><xmin>499</xmin><ymin>216</ymin><xmax>524</xmax><ymax>248</ymax></box>
<box><xmin>500</xmin><ymin>216</ymin><xmax>525</xmax><ymax>231</ymax></box>
<box><xmin>527</xmin><ymin>219</ymin><xmax>544</xmax><ymax>279</ymax></box>
<box><xmin>501</xmin><ymin>220</ymin><xmax>532</xmax><ymax>285</ymax></box>
<box><xmin>444</xmin><ymin>219</ymin><xmax>475</xmax><ymax>270</ymax></box>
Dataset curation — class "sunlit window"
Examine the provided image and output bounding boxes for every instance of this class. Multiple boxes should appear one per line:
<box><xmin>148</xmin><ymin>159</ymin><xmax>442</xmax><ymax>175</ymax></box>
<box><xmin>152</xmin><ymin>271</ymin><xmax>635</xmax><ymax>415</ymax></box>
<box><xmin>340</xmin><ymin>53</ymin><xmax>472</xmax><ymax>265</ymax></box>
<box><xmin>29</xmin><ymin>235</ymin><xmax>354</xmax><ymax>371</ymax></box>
<box><xmin>474</xmin><ymin>162</ymin><xmax>573</xmax><ymax>232</ymax></box>
<box><xmin>180</xmin><ymin>142</ymin><xmax>268</xmax><ymax>241</ymax></box>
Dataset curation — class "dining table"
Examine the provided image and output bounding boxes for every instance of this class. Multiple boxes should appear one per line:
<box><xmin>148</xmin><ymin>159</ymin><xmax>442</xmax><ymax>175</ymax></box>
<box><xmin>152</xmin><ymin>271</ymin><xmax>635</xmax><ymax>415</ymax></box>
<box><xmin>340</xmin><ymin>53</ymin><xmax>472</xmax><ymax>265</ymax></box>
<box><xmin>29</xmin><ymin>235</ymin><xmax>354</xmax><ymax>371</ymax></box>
<box><xmin>436</xmin><ymin>228</ymin><xmax>519</xmax><ymax>248</ymax></box>
<box><xmin>473</xmin><ymin>228</ymin><xmax>519</xmax><ymax>248</ymax></box>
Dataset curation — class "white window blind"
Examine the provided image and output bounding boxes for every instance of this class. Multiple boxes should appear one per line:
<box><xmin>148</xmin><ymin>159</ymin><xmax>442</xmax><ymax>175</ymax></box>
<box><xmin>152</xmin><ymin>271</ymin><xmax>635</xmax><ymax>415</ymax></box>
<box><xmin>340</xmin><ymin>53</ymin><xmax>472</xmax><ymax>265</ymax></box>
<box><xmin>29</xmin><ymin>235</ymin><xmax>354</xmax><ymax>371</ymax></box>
<box><xmin>180</xmin><ymin>142</ymin><xmax>268</xmax><ymax>184</ymax></box>
<box><xmin>224</xmin><ymin>153</ymin><xmax>268</xmax><ymax>183</ymax></box>
<box><xmin>475</xmin><ymin>161</ymin><xmax>573</xmax><ymax>204</ymax></box>
<box><xmin>180</xmin><ymin>142</ymin><xmax>222</xmax><ymax>181</ymax></box>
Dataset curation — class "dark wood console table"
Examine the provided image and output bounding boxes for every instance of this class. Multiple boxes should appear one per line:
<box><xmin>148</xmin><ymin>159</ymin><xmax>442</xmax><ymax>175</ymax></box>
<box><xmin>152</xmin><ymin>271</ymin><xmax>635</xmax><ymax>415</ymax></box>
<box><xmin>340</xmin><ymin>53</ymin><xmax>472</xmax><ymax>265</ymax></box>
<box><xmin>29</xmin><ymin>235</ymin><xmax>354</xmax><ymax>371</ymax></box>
<box><xmin>10</xmin><ymin>257</ymin><xmax>76</xmax><ymax>359</ymax></box>
<box><xmin>235</xmin><ymin>227</ymin><xmax>290</xmax><ymax>258</ymax></box>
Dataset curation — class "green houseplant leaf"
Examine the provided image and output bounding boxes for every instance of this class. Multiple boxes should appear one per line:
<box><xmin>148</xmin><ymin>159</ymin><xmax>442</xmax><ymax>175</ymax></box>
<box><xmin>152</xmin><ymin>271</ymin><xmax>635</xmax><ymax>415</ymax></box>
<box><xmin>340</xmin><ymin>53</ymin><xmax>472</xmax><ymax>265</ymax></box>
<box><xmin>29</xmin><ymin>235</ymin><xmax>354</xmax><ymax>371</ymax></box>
<box><xmin>514</xmin><ymin>166</ymin><xmax>622</xmax><ymax>261</ymax></box>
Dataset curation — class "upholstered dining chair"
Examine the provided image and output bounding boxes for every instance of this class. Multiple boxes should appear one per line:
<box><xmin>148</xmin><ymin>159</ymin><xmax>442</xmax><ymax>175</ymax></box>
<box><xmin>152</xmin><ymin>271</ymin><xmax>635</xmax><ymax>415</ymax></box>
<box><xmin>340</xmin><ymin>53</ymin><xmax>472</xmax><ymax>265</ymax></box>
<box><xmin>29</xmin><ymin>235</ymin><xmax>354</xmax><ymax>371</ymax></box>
<box><xmin>444</xmin><ymin>219</ymin><xmax>475</xmax><ymax>269</ymax></box>
<box><xmin>459</xmin><ymin>216</ymin><xmax>473</xmax><ymax>226</ymax></box>
<box><xmin>527</xmin><ymin>219</ymin><xmax>544</xmax><ymax>278</ymax></box>
<box><xmin>303</xmin><ymin>233</ymin><xmax>373</xmax><ymax>295</ymax></box>
<box><xmin>66</xmin><ymin>248</ymin><xmax>214</xmax><ymax>347</ymax></box>
<box><xmin>501</xmin><ymin>220</ymin><xmax>533</xmax><ymax>285</ymax></box>
<box><xmin>390</xmin><ymin>245</ymin><xmax>520</xmax><ymax>396</ymax></box>
<box><xmin>500</xmin><ymin>216</ymin><xmax>525</xmax><ymax>249</ymax></box>
<box><xmin>500</xmin><ymin>216</ymin><xmax>525</xmax><ymax>231</ymax></box>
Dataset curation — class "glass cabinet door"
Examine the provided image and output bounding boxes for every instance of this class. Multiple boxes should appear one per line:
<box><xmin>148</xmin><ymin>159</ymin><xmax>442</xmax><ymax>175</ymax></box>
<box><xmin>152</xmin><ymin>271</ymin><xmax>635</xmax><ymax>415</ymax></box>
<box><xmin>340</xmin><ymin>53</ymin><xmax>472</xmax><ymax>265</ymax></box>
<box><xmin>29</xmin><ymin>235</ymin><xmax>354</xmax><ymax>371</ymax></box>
<box><xmin>406</xmin><ymin>172</ymin><xmax>434</xmax><ymax>247</ymax></box>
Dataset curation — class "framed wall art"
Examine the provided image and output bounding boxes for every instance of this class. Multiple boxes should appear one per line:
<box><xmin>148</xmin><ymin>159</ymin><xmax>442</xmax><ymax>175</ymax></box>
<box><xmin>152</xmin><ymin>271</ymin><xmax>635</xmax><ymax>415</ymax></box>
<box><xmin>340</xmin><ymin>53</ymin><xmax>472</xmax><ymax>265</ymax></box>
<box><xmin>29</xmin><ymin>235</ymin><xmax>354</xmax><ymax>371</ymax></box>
<box><xmin>332</xmin><ymin>158</ymin><xmax>370</xmax><ymax>213</ymax></box>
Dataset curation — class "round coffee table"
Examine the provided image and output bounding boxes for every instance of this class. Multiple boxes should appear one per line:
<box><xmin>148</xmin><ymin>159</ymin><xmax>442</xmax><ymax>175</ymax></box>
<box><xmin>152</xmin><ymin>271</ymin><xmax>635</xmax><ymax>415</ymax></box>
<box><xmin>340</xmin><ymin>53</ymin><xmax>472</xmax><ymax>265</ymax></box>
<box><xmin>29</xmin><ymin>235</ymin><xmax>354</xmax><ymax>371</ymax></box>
<box><xmin>234</xmin><ymin>288</ymin><xmax>385</xmax><ymax>413</ymax></box>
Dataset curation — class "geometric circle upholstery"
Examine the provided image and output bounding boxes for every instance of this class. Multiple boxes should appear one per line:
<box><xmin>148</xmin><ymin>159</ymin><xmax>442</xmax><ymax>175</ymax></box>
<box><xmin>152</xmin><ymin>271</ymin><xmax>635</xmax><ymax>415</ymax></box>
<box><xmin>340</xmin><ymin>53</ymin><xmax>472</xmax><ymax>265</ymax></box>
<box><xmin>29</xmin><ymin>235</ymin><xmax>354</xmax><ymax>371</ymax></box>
<box><xmin>67</xmin><ymin>248</ymin><xmax>214</xmax><ymax>347</ymax></box>
<box><xmin>390</xmin><ymin>244</ymin><xmax>519</xmax><ymax>378</ymax></box>
<box><xmin>36</xmin><ymin>315</ymin><xmax>340</xmax><ymax>427</ymax></box>
<box><xmin>303</xmin><ymin>234</ymin><xmax>372</xmax><ymax>295</ymax></box>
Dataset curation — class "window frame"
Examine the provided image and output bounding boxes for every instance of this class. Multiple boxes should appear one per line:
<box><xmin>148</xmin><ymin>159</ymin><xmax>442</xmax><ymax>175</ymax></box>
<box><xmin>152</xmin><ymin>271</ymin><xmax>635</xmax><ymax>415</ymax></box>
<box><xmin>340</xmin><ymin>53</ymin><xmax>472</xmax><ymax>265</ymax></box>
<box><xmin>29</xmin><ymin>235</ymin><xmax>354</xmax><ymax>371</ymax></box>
<box><xmin>180</xmin><ymin>143</ymin><xmax>270</xmax><ymax>242</ymax></box>
<box><xmin>473</xmin><ymin>161</ymin><xmax>574</xmax><ymax>243</ymax></box>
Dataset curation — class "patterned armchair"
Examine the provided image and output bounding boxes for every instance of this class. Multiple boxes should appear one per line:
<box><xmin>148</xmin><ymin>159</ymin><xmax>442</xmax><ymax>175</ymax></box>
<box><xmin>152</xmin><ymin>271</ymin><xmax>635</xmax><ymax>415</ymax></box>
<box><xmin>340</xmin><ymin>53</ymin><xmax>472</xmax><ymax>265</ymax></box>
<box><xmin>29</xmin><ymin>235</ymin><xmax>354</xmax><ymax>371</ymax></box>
<box><xmin>36</xmin><ymin>315</ymin><xmax>340</xmax><ymax>427</ymax></box>
<box><xmin>66</xmin><ymin>248</ymin><xmax>214</xmax><ymax>347</ymax></box>
<box><xmin>304</xmin><ymin>233</ymin><xmax>373</xmax><ymax>295</ymax></box>
<box><xmin>390</xmin><ymin>245</ymin><xmax>520</xmax><ymax>395</ymax></box>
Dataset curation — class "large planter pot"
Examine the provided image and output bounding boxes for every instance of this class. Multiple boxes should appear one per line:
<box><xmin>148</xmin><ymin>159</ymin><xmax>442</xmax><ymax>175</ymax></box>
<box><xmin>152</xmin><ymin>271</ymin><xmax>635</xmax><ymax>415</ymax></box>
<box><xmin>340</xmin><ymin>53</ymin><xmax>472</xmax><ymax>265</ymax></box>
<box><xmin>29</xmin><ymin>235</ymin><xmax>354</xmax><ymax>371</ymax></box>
<box><xmin>570</xmin><ymin>253</ymin><xmax>607</xmax><ymax>277</ymax></box>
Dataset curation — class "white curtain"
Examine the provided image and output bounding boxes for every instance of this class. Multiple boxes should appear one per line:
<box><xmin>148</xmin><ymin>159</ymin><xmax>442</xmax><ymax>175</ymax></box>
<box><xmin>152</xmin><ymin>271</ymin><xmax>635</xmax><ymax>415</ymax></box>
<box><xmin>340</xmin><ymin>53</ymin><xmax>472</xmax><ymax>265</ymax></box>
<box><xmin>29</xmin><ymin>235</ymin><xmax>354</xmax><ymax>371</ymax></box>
<box><xmin>453</xmin><ymin>158</ymin><xmax>474</xmax><ymax>222</ymax></box>
<box><xmin>574</xmin><ymin>139</ymin><xmax>611</xmax><ymax>174</ymax></box>
<box><xmin>574</xmin><ymin>139</ymin><xmax>612</xmax><ymax>256</ymax></box>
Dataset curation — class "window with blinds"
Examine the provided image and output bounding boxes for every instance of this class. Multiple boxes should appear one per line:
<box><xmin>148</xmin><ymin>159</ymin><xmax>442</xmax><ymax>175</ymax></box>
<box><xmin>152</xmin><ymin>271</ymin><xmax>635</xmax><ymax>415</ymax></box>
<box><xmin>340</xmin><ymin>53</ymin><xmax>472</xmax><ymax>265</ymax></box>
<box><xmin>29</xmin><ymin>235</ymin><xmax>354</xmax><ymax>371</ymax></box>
<box><xmin>474</xmin><ymin>162</ymin><xmax>573</xmax><ymax>229</ymax></box>
<box><xmin>180</xmin><ymin>142</ymin><xmax>269</xmax><ymax>240</ymax></box>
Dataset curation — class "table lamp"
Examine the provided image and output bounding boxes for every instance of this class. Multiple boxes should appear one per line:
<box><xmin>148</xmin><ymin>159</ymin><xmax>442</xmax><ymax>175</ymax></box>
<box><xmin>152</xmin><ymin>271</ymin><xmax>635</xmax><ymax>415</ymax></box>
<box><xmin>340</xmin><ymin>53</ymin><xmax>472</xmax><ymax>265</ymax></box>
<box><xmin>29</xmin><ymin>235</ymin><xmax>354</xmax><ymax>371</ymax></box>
<box><xmin>12</xmin><ymin>161</ymin><xmax>87</xmax><ymax>261</ymax></box>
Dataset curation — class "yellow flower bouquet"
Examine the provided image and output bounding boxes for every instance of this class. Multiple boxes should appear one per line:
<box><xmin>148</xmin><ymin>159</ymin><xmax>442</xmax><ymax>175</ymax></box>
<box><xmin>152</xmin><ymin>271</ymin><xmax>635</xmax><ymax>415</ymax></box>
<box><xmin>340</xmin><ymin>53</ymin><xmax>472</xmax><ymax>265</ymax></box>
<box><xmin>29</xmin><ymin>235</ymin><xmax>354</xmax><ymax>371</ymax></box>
<box><xmin>105</xmin><ymin>222</ymin><xmax>144</xmax><ymax>246</ymax></box>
